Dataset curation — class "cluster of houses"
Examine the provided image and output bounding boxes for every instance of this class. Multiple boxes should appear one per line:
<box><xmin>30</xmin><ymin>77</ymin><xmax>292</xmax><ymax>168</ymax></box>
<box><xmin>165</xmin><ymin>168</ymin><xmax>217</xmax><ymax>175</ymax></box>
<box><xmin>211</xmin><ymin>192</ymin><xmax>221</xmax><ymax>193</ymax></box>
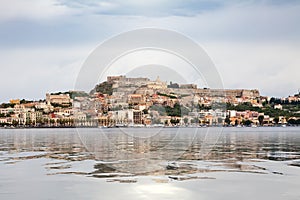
<box><xmin>0</xmin><ymin>75</ymin><xmax>299</xmax><ymax>128</ymax></box>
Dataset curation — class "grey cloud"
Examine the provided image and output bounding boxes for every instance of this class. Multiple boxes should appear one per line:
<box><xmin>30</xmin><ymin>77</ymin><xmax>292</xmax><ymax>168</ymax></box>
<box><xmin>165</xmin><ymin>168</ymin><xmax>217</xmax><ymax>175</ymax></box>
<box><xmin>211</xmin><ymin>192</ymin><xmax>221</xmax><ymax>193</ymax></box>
<box><xmin>1</xmin><ymin>0</ymin><xmax>300</xmax><ymax>49</ymax></box>
<box><xmin>58</xmin><ymin>0</ymin><xmax>300</xmax><ymax>17</ymax></box>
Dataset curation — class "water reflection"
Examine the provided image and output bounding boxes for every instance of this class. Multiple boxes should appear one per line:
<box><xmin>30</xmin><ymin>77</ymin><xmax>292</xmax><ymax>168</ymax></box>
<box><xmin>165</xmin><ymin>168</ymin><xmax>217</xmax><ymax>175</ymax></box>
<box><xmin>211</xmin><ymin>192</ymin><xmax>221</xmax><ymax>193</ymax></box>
<box><xmin>0</xmin><ymin>127</ymin><xmax>300</xmax><ymax>182</ymax></box>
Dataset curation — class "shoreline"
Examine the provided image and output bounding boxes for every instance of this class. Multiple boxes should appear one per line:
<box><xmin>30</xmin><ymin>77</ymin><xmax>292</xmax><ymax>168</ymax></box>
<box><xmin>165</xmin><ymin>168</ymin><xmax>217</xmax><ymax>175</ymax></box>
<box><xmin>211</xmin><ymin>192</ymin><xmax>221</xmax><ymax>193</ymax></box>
<box><xmin>1</xmin><ymin>125</ymin><xmax>298</xmax><ymax>129</ymax></box>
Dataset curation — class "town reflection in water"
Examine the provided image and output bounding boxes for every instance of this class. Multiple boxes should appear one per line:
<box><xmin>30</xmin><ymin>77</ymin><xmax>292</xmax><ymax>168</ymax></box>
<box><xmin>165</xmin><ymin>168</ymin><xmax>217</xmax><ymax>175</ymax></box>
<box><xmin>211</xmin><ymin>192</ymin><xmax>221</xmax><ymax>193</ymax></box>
<box><xmin>0</xmin><ymin>127</ymin><xmax>300</xmax><ymax>182</ymax></box>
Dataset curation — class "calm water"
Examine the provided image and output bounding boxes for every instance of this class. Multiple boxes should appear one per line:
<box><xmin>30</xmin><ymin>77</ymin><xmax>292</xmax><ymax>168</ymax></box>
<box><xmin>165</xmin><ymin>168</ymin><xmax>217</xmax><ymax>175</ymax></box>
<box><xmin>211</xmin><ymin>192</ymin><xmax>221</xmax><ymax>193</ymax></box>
<box><xmin>0</xmin><ymin>127</ymin><xmax>300</xmax><ymax>200</ymax></box>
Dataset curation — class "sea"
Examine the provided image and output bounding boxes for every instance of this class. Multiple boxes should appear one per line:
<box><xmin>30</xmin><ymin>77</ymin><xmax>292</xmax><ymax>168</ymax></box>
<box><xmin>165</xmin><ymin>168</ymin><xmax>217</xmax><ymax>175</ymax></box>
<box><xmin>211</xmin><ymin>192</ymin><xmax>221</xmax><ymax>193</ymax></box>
<box><xmin>0</xmin><ymin>127</ymin><xmax>299</xmax><ymax>200</ymax></box>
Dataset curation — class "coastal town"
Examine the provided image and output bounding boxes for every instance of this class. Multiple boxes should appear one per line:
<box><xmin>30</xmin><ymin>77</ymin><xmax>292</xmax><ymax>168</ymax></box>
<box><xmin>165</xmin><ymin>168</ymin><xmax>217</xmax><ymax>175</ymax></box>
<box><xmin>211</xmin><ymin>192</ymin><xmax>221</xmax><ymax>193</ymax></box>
<box><xmin>0</xmin><ymin>75</ymin><xmax>299</xmax><ymax>128</ymax></box>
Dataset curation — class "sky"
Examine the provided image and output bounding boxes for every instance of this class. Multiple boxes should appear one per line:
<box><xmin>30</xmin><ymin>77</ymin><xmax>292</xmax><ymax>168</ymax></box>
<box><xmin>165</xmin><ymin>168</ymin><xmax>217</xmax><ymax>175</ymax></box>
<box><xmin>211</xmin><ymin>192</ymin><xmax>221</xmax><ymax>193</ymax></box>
<box><xmin>0</xmin><ymin>0</ymin><xmax>300</xmax><ymax>103</ymax></box>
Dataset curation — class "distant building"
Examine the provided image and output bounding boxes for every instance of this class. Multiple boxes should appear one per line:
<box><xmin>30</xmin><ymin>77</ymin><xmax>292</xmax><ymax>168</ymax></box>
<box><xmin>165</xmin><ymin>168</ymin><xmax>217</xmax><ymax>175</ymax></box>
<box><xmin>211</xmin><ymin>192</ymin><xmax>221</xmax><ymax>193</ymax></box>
<box><xmin>107</xmin><ymin>75</ymin><xmax>126</xmax><ymax>82</ymax></box>
<box><xmin>133</xmin><ymin>110</ymin><xmax>143</xmax><ymax>124</ymax></box>
<box><xmin>180</xmin><ymin>84</ymin><xmax>197</xmax><ymax>89</ymax></box>
<box><xmin>10</xmin><ymin>99</ymin><xmax>20</xmax><ymax>104</ymax></box>
<box><xmin>196</xmin><ymin>89</ymin><xmax>260</xmax><ymax>99</ymax></box>
<box><xmin>128</xmin><ymin>94</ymin><xmax>145</xmax><ymax>105</ymax></box>
<box><xmin>46</xmin><ymin>93</ymin><xmax>71</xmax><ymax>105</ymax></box>
<box><xmin>146</xmin><ymin>76</ymin><xmax>167</xmax><ymax>90</ymax></box>
<box><xmin>0</xmin><ymin>118</ymin><xmax>8</xmax><ymax>124</ymax></box>
<box><xmin>110</xmin><ymin>109</ymin><xmax>134</xmax><ymax>124</ymax></box>
<box><xmin>168</xmin><ymin>82</ymin><xmax>179</xmax><ymax>88</ymax></box>
<box><xmin>228</xmin><ymin>110</ymin><xmax>237</xmax><ymax>117</ymax></box>
<box><xmin>108</xmin><ymin>75</ymin><xmax>150</xmax><ymax>83</ymax></box>
<box><xmin>274</xmin><ymin>104</ymin><xmax>283</xmax><ymax>110</ymax></box>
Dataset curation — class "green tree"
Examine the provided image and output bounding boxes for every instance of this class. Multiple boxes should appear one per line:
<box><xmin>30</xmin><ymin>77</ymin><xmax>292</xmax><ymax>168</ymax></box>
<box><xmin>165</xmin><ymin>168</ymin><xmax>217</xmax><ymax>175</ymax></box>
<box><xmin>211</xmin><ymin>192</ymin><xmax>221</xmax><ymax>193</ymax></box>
<box><xmin>12</xmin><ymin>120</ymin><xmax>19</xmax><ymax>126</ymax></box>
<box><xmin>243</xmin><ymin>120</ymin><xmax>253</xmax><ymax>126</ymax></box>
<box><xmin>225</xmin><ymin>116</ymin><xmax>231</xmax><ymax>125</ymax></box>
<box><xmin>165</xmin><ymin>103</ymin><xmax>189</xmax><ymax>117</ymax></box>
<box><xmin>170</xmin><ymin>118</ymin><xmax>180</xmax><ymax>125</ymax></box>
<box><xmin>288</xmin><ymin>118</ymin><xmax>300</xmax><ymax>125</ymax></box>
<box><xmin>235</xmin><ymin>119</ymin><xmax>239</xmax><ymax>126</ymax></box>
<box><xmin>258</xmin><ymin>115</ymin><xmax>264</xmax><ymax>126</ymax></box>
<box><xmin>273</xmin><ymin>117</ymin><xmax>279</xmax><ymax>124</ymax></box>
<box><xmin>183</xmin><ymin>117</ymin><xmax>189</xmax><ymax>124</ymax></box>
<box><xmin>90</xmin><ymin>81</ymin><xmax>113</xmax><ymax>95</ymax></box>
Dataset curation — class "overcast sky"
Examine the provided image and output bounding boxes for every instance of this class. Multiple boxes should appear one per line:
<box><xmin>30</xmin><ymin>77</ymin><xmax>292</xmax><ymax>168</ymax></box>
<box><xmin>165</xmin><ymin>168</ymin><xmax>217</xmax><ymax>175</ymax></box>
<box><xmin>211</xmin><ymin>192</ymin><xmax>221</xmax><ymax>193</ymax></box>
<box><xmin>0</xmin><ymin>0</ymin><xmax>300</xmax><ymax>103</ymax></box>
